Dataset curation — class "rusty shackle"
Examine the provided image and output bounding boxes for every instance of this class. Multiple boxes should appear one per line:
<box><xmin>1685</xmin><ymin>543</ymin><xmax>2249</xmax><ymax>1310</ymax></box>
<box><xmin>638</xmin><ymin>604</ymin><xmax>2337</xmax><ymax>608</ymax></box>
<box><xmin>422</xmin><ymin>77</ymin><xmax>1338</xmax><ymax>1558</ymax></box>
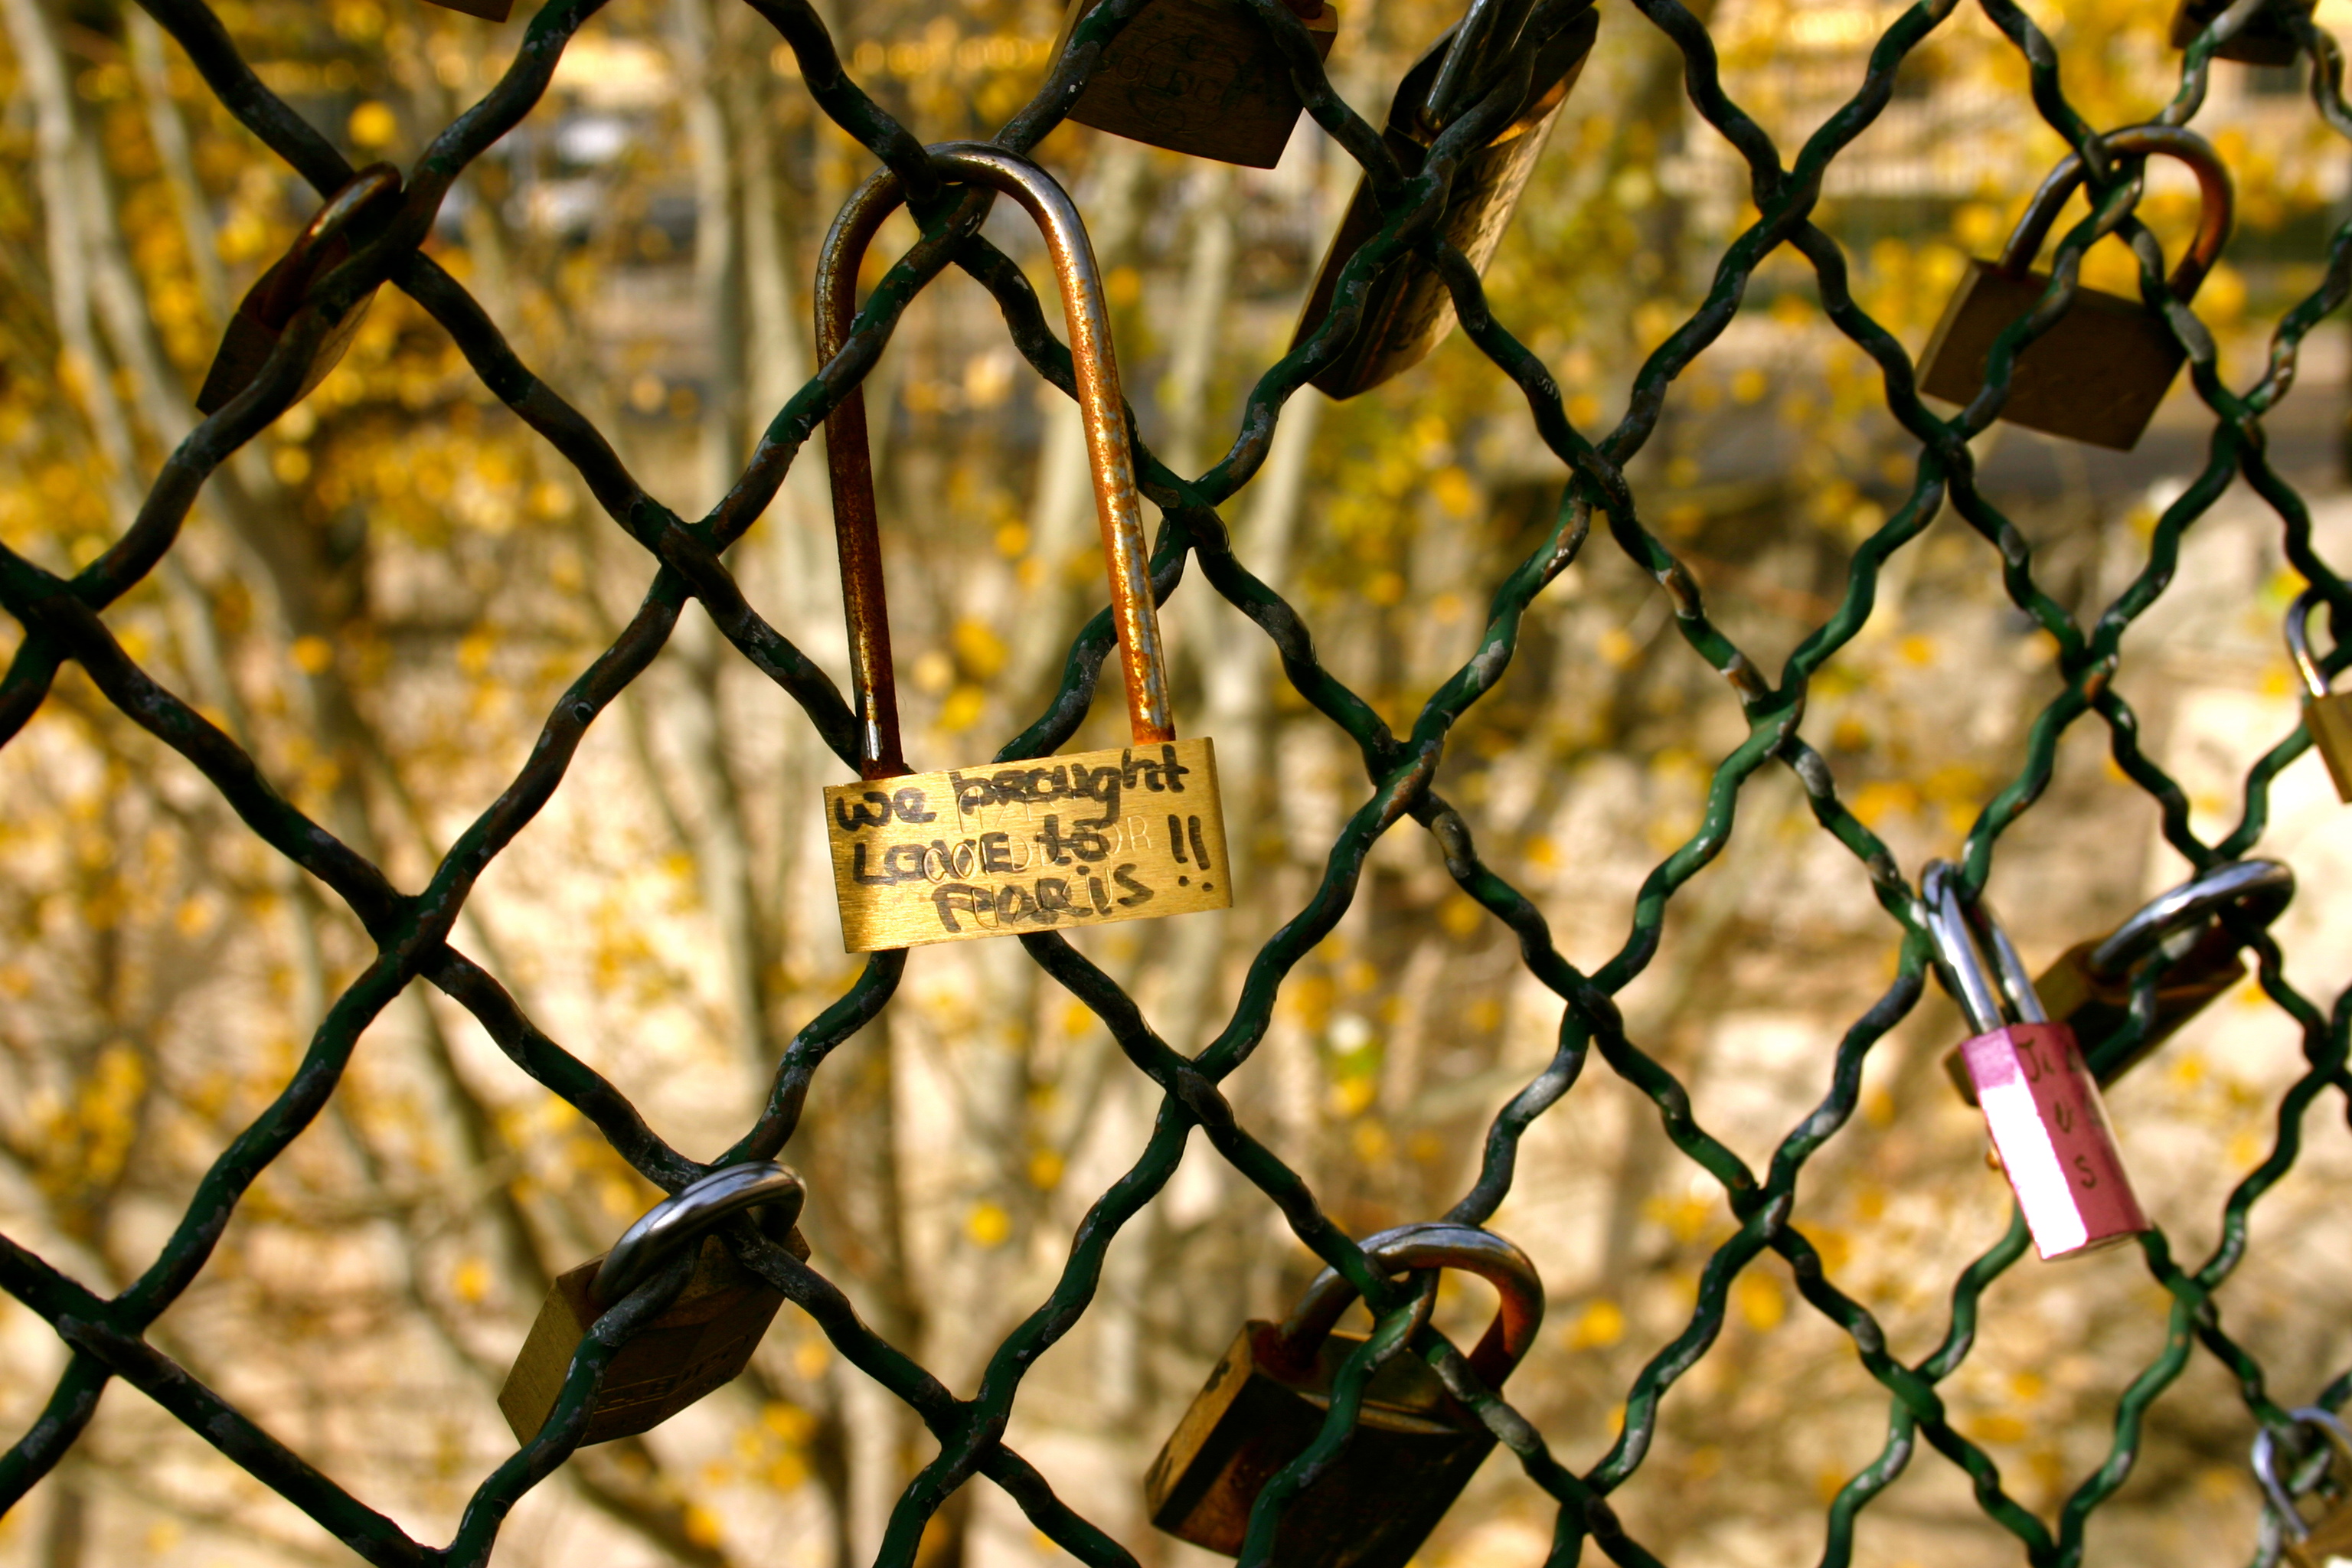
<box><xmin>815</xmin><ymin>145</ymin><xmax>1171</xmax><ymax>782</ymax></box>
<box><xmin>1274</xmin><ymin>1221</ymin><xmax>1544</xmax><ymax>1389</ymax></box>
<box><xmin>1996</xmin><ymin>125</ymin><xmax>2233</xmax><ymax>304</ymax></box>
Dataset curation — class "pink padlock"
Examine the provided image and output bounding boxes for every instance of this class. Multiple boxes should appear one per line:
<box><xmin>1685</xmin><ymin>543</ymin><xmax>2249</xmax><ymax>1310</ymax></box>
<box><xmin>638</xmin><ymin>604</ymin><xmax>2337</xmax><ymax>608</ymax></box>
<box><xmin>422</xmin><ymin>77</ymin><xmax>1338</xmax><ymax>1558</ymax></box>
<box><xmin>1922</xmin><ymin>861</ymin><xmax>2151</xmax><ymax>1260</ymax></box>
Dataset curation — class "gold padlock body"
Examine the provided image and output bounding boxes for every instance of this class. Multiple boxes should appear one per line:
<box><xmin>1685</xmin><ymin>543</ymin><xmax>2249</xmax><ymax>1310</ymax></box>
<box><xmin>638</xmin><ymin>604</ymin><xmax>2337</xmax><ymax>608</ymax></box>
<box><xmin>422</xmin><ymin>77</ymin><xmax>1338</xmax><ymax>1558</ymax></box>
<box><xmin>2285</xmin><ymin>1510</ymin><xmax>2352</xmax><ymax>1568</ymax></box>
<box><xmin>1292</xmin><ymin>8</ymin><xmax>1596</xmax><ymax>400</ymax></box>
<box><xmin>824</xmin><ymin>738</ymin><xmax>1230</xmax><ymax>952</ymax></box>
<box><xmin>1145</xmin><ymin>1321</ymin><xmax>1494</xmax><ymax>1568</ymax></box>
<box><xmin>1051</xmin><ymin>0</ymin><xmax>1338</xmax><ymax>168</ymax></box>
<box><xmin>498</xmin><ymin>1233</ymin><xmax>792</xmax><ymax>1448</ymax></box>
<box><xmin>2171</xmin><ymin>0</ymin><xmax>2311</xmax><ymax>64</ymax></box>
<box><xmin>1916</xmin><ymin>259</ymin><xmax>2187</xmax><ymax>451</ymax></box>
<box><xmin>2307</xmin><ymin>692</ymin><xmax>2352</xmax><ymax>802</ymax></box>
<box><xmin>1941</xmin><ymin>931</ymin><xmax>2246</xmax><ymax>1106</ymax></box>
<box><xmin>194</xmin><ymin>249</ymin><xmax>379</xmax><ymax>416</ymax></box>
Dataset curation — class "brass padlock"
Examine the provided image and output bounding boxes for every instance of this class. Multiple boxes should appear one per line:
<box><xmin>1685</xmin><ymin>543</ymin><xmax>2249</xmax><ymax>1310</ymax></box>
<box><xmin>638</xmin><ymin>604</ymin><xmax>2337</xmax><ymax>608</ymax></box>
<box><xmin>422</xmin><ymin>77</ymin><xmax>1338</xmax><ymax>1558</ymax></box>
<box><xmin>1941</xmin><ymin>859</ymin><xmax>2292</xmax><ymax>1103</ymax></box>
<box><xmin>1915</xmin><ymin>125</ymin><xmax>2233</xmax><ymax>451</ymax></box>
<box><xmin>498</xmin><ymin>1161</ymin><xmax>807</xmax><ymax>1447</ymax></box>
<box><xmin>1290</xmin><ymin>0</ymin><xmax>1598</xmax><ymax>399</ymax></box>
<box><xmin>1048</xmin><ymin>0</ymin><xmax>1340</xmax><ymax>168</ymax></box>
<box><xmin>2171</xmin><ymin>0</ymin><xmax>2313</xmax><ymax>65</ymax></box>
<box><xmin>1145</xmin><ymin>1221</ymin><xmax>1542</xmax><ymax>1568</ymax></box>
<box><xmin>195</xmin><ymin>165</ymin><xmax>403</xmax><ymax>416</ymax></box>
<box><xmin>1923</xmin><ymin>862</ymin><xmax>2150</xmax><ymax>1261</ymax></box>
<box><xmin>813</xmin><ymin>145</ymin><xmax>1231</xmax><ymax>952</ymax></box>
<box><xmin>2289</xmin><ymin>587</ymin><xmax>2352</xmax><ymax>802</ymax></box>
<box><xmin>2254</xmin><ymin>1407</ymin><xmax>2352</xmax><ymax>1567</ymax></box>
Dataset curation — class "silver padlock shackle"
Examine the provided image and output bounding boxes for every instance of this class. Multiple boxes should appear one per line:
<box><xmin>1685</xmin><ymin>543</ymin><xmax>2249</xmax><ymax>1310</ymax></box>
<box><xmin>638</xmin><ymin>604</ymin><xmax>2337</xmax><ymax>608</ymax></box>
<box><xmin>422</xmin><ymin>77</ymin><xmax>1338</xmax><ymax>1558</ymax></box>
<box><xmin>2288</xmin><ymin>586</ymin><xmax>2341</xmax><ymax>701</ymax></box>
<box><xmin>1275</xmin><ymin>1221</ymin><xmax>1544</xmax><ymax>1388</ymax></box>
<box><xmin>2086</xmin><ymin>859</ymin><xmax>2295</xmax><ymax>980</ymax></box>
<box><xmin>594</xmin><ymin>1161</ymin><xmax>805</xmax><ymax>1305</ymax></box>
<box><xmin>1998</xmin><ymin>124</ymin><xmax>2233</xmax><ymax>304</ymax></box>
<box><xmin>1423</xmin><ymin>0</ymin><xmax>1540</xmax><ymax>123</ymax></box>
<box><xmin>1923</xmin><ymin>860</ymin><xmax>2048</xmax><ymax>1037</ymax></box>
<box><xmin>815</xmin><ymin>143</ymin><xmax>1171</xmax><ymax>782</ymax></box>
<box><xmin>2252</xmin><ymin>1405</ymin><xmax>2352</xmax><ymax>1539</ymax></box>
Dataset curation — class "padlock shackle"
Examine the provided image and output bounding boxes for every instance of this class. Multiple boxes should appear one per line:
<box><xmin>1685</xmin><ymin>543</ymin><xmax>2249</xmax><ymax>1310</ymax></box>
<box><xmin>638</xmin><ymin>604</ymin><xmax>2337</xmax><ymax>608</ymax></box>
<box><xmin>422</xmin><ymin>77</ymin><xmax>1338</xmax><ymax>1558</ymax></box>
<box><xmin>2086</xmin><ymin>858</ymin><xmax>2294</xmax><ymax>980</ymax></box>
<box><xmin>2287</xmin><ymin>586</ymin><xmax>2338</xmax><ymax>701</ymax></box>
<box><xmin>1274</xmin><ymin>1222</ymin><xmax>1544</xmax><ymax>1389</ymax></box>
<box><xmin>1423</xmin><ymin>0</ymin><xmax>1540</xmax><ymax>124</ymax></box>
<box><xmin>2252</xmin><ymin>1405</ymin><xmax>2352</xmax><ymax>1540</ymax></box>
<box><xmin>1923</xmin><ymin>860</ymin><xmax>2048</xmax><ymax>1036</ymax></box>
<box><xmin>815</xmin><ymin>145</ymin><xmax>1173</xmax><ymax>782</ymax></box>
<box><xmin>593</xmin><ymin>1161</ymin><xmax>805</xmax><ymax>1305</ymax></box>
<box><xmin>253</xmin><ymin>164</ymin><xmax>404</xmax><ymax>332</ymax></box>
<box><xmin>1996</xmin><ymin>125</ymin><xmax>2233</xmax><ymax>304</ymax></box>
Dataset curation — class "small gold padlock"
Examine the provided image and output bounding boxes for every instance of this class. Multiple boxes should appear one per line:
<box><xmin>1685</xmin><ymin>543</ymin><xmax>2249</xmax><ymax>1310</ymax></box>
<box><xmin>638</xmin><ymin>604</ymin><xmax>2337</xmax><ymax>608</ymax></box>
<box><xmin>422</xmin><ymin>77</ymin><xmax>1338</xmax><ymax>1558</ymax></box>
<box><xmin>813</xmin><ymin>145</ymin><xmax>1231</xmax><ymax>953</ymax></box>
<box><xmin>1048</xmin><ymin>0</ymin><xmax>1340</xmax><ymax>168</ymax></box>
<box><xmin>2290</xmin><ymin>588</ymin><xmax>2352</xmax><ymax>802</ymax></box>
<box><xmin>498</xmin><ymin>1162</ymin><xmax>806</xmax><ymax>1448</ymax></box>
<box><xmin>195</xmin><ymin>165</ymin><xmax>403</xmax><ymax>416</ymax></box>
<box><xmin>1940</xmin><ymin>859</ymin><xmax>2292</xmax><ymax>1103</ymax></box>
<box><xmin>1291</xmin><ymin>0</ymin><xmax>1597</xmax><ymax>399</ymax></box>
<box><xmin>1915</xmin><ymin>125</ymin><xmax>2233</xmax><ymax>451</ymax></box>
<box><xmin>1145</xmin><ymin>1222</ymin><xmax>1542</xmax><ymax>1568</ymax></box>
<box><xmin>2171</xmin><ymin>0</ymin><xmax>2313</xmax><ymax>65</ymax></box>
<box><xmin>2254</xmin><ymin>1407</ymin><xmax>2352</xmax><ymax>1567</ymax></box>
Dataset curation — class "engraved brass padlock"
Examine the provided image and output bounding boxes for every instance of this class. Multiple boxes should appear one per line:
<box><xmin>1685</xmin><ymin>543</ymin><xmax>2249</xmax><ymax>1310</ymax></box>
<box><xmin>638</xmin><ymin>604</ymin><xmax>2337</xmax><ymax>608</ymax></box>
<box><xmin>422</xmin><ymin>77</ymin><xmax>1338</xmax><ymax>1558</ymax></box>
<box><xmin>195</xmin><ymin>165</ymin><xmax>403</xmax><ymax>416</ymax></box>
<box><xmin>499</xmin><ymin>1162</ymin><xmax>806</xmax><ymax>1447</ymax></box>
<box><xmin>1915</xmin><ymin>125</ymin><xmax>2233</xmax><ymax>451</ymax></box>
<box><xmin>1145</xmin><ymin>1221</ymin><xmax>1542</xmax><ymax>1568</ymax></box>
<box><xmin>1290</xmin><ymin>0</ymin><xmax>1598</xmax><ymax>399</ymax></box>
<box><xmin>1048</xmin><ymin>0</ymin><xmax>1339</xmax><ymax>168</ymax></box>
<box><xmin>2254</xmin><ymin>1407</ymin><xmax>2352</xmax><ymax>1568</ymax></box>
<box><xmin>814</xmin><ymin>145</ymin><xmax>1230</xmax><ymax>953</ymax></box>
<box><xmin>1942</xmin><ymin>859</ymin><xmax>2292</xmax><ymax>1102</ymax></box>
<box><xmin>2171</xmin><ymin>0</ymin><xmax>2314</xmax><ymax>65</ymax></box>
<box><xmin>1923</xmin><ymin>861</ymin><xmax>2150</xmax><ymax>1260</ymax></box>
<box><xmin>2289</xmin><ymin>588</ymin><xmax>2352</xmax><ymax>802</ymax></box>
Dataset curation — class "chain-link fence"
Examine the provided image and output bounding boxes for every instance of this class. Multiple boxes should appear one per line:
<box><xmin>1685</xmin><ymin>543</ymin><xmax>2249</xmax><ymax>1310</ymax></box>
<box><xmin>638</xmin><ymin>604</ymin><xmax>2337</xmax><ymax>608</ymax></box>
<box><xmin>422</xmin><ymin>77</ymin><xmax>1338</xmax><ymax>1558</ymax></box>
<box><xmin>5</xmin><ymin>0</ymin><xmax>2352</xmax><ymax>1561</ymax></box>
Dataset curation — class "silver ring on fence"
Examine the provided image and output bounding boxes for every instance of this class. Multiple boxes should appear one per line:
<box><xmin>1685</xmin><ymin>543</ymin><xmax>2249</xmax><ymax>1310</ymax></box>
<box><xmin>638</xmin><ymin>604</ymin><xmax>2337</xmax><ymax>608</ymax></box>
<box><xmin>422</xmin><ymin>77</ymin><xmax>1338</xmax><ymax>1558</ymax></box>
<box><xmin>2252</xmin><ymin>1405</ymin><xmax>2352</xmax><ymax>1538</ymax></box>
<box><xmin>2086</xmin><ymin>859</ymin><xmax>2294</xmax><ymax>979</ymax></box>
<box><xmin>594</xmin><ymin>1161</ymin><xmax>805</xmax><ymax>1305</ymax></box>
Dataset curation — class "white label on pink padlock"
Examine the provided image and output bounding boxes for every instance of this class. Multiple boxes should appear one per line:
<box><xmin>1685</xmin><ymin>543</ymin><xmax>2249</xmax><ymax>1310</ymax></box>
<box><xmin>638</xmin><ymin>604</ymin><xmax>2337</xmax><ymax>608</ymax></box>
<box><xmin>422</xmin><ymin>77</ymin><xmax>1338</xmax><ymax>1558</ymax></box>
<box><xmin>1958</xmin><ymin>1022</ymin><xmax>2150</xmax><ymax>1260</ymax></box>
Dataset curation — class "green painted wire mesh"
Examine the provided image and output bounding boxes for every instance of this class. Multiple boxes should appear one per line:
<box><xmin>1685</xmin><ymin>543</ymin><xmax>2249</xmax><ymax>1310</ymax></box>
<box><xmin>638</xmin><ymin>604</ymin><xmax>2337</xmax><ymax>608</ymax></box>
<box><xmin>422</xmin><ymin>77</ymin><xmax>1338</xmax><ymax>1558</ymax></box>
<box><xmin>5</xmin><ymin>0</ymin><xmax>2352</xmax><ymax>1561</ymax></box>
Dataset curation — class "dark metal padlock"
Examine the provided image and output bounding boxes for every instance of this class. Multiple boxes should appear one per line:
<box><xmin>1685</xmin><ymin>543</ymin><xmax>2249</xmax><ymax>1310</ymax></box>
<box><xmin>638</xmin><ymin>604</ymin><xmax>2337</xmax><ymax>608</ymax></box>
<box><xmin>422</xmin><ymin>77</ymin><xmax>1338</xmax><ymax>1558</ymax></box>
<box><xmin>1942</xmin><ymin>859</ymin><xmax>2292</xmax><ymax>1103</ymax></box>
<box><xmin>1048</xmin><ymin>0</ymin><xmax>1339</xmax><ymax>168</ymax></box>
<box><xmin>420</xmin><ymin>0</ymin><xmax>514</xmax><ymax>19</ymax></box>
<box><xmin>1915</xmin><ymin>125</ymin><xmax>2233</xmax><ymax>451</ymax></box>
<box><xmin>1289</xmin><ymin>0</ymin><xmax>1597</xmax><ymax>399</ymax></box>
<box><xmin>498</xmin><ymin>1162</ymin><xmax>807</xmax><ymax>1447</ymax></box>
<box><xmin>2255</xmin><ymin>1407</ymin><xmax>2352</xmax><ymax>1567</ymax></box>
<box><xmin>1145</xmin><ymin>1221</ymin><xmax>1542</xmax><ymax>1568</ymax></box>
<box><xmin>2289</xmin><ymin>588</ymin><xmax>2352</xmax><ymax>802</ymax></box>
<box><xmin>195</xmin><ymin>165</ymin><xmax>403</xmax><ymax>416</ymax></box>
<box><xmin>1923</xmin><ymin>861</ymin><xmax>2150</xmax><ymax>1261</ymax></box>
<box><xmin>2171</xmin><ymin>0</ymin><xmax>2314</xmax><ymax>66</ymax></box>
<box><xmin>814</xmin><ymin>145</ymin><xmax>1230</xmax><ymax>952</ymax></box>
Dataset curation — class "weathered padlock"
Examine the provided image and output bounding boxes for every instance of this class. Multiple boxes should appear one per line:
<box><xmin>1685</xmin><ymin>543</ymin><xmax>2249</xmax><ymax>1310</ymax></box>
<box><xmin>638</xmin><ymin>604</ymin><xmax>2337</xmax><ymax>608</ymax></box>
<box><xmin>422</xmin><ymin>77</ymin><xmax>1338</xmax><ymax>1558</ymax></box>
<box><xmin>1922</xmin><ymin>861</ymin><xmax>2150</xmax><ymax>1260</ymax></box>
<box><xmin>2254</xmin><ymin>1407</ymin><xmax>2352</xmax><ymax>1567</ymax></box>
<box><xmin>2289</xmin><ymin>587</ymin><xmax>2352</xmax><ymax>802</ymax></box>
<box><xmin>1145</xmin><ymin>1221</ymin><xmax>1542</xmax><ymax>1568</ymax></box>
<box><xmin>2171</xmin><ymin>0</ymin><xmax>2314</xmax><ymax>66</ymax></box>
<box><xmin>1915</xmin><ymin>125</ymin><xmax>2233</xmax><ymax>451</ymax></box>
<box><xmin>1047</xmin><ymin>0</ymin><xmax>1340</xmax><ymax>168</ymax></box>
<box><xmin>498</xmin><ymin>1161</ymin><xmax>807</xmax><ymax>1447</ymax></box>
<box><xmin>1942</xmin><ymin>859</ymin><xmax>2292</xmax><ymax>1102</ymax></box>
<box><xmin>195</xmin><ymin>165</ymin><xmax>403</xmax><ymax>416</ymax></box>
<box><xmin>814</xmin><ymin>145</ymin><xmax>1231</xmax><ymax>952</ymax></box>
<box><xmin>1289</xmin><ymin>0</ymin><xmax>1599</xmax><ymax>399</ymax></box>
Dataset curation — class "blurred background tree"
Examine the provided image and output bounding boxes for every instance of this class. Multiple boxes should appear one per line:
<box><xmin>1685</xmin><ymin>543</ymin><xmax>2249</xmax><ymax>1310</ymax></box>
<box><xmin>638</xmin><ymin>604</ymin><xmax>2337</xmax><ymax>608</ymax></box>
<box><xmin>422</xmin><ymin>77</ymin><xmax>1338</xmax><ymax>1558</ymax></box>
<box><xmin>4</xmin><ymin>0</ymin><xmax>2352</xmax><ymax>1562</ymax></box>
